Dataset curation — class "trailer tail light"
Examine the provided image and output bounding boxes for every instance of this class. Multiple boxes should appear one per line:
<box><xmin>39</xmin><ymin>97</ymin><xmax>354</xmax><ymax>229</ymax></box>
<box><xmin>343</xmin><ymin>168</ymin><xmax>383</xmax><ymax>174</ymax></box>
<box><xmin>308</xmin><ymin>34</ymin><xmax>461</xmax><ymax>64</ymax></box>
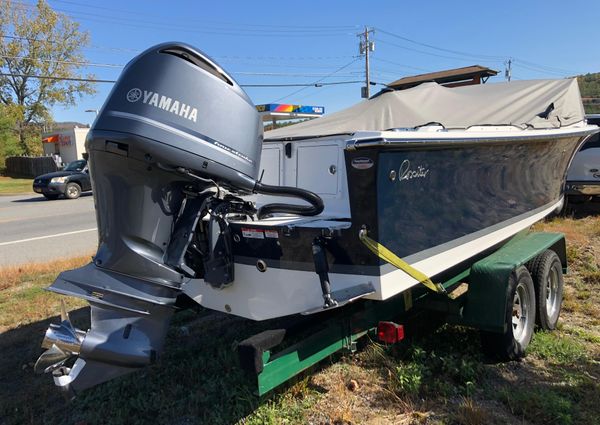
<box><xmin>377</xmin><ymin>321</ymin><xmax>404</xmax><ymax>344</ymax></box>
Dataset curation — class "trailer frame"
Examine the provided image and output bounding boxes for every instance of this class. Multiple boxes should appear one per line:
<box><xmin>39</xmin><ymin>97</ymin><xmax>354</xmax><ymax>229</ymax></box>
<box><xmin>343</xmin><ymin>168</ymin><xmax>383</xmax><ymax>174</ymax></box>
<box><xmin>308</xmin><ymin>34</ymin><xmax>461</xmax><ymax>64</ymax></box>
<box><xmin>238</xmin><ymin>231</ymin><xmax>567</xmax><ymax>396</ymax></box>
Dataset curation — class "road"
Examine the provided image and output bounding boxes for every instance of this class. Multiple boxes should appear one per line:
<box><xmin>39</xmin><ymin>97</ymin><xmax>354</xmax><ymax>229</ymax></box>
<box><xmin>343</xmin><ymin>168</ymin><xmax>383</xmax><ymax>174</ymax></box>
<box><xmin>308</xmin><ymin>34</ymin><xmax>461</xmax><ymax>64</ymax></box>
<box><xmin>0</xmin><ymin>193</ymin><xmax>97</xmax><ymax>267</ymax></box>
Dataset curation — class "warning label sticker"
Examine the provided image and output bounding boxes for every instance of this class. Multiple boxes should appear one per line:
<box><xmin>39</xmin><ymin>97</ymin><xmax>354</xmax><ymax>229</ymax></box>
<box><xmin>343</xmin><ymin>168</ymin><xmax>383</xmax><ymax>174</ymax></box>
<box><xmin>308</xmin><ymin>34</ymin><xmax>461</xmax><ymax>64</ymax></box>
<box><xmin>241</xmin><ymin>228</ymin><xmax>264</xmax><ymax>239</ymax></box>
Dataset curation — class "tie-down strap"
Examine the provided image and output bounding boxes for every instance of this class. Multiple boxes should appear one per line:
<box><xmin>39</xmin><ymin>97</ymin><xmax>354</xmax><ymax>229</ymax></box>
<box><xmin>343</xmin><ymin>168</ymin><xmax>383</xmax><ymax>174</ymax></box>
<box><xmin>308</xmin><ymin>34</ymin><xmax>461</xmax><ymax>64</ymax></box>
<box><xmin>359</xmin><ymin>228</ymin><xmax>447</xmax><ymax>295</ymax></box>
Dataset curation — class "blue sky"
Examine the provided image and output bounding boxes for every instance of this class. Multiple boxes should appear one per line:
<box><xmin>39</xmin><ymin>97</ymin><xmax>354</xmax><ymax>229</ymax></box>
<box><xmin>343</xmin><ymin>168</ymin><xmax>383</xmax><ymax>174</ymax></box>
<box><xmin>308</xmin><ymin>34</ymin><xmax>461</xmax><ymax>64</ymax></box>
<box><xmin>33</xmin><ymin>0</ymin><xmax>600</xmax><ymax>125</ymax></box>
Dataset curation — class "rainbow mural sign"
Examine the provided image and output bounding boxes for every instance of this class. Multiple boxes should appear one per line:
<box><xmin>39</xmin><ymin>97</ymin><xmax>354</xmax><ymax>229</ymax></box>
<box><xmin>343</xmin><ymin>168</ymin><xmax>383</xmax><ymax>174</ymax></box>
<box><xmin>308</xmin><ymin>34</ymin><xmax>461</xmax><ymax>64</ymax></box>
<box><xmin>256</xmin><ymin>104</ymin><xmax>325</xmax><ymax>115</ymax></box>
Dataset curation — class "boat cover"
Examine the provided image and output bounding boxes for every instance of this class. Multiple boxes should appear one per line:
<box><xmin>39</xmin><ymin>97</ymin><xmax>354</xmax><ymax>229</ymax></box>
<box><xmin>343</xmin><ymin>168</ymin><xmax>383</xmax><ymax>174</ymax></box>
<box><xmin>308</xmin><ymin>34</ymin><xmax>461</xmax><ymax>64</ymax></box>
<box><xmin>265</xmin><ymin>78</ymin><xmax>585</xmax><ymax>140</ymax></box>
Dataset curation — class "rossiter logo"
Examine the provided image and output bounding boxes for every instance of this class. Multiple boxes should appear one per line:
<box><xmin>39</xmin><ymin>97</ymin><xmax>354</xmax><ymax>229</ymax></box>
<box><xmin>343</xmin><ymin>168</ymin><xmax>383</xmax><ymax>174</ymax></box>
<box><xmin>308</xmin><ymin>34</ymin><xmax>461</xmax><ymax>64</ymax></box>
<box><xmin>126</xmin><ymin>88</ymin><xmax>198</xmax><ymax>123</ymax></box>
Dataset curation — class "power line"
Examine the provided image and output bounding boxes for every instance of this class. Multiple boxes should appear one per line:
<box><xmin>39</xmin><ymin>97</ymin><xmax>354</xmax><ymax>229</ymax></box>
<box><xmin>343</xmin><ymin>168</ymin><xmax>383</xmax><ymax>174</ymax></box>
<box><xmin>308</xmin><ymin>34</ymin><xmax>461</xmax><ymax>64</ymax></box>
<box><xmin>48</xmin><ymin>0</ymin><xmax>358</xmax><ymax>31</ymax></box>
<box><xmin>0</xmin><ymin>51</ymin><xmax>364</xmax><ymax>78</ymax></box>
<box><xmin>11</xmin><ymin>2</ymin><xmax>354</xmax><ymax>38</ymax></box>
<box><xmin>371</xmin><ymin>57</ymin><xmax>431</xmax><ymax>73</ymax></box>
<box><xmin>271</xmin><ymin>58</ymin><xmax>361</xmax><ymax>103</ymax></box>
<box><xmin>0</xmin><ymin>54</ymin><xmax>123</xmax><ymax>68</ymax></box>
<box><xmin>375</xmin><ymin>28</ymin><xmax>584</xmax><ymax>77</ymax></box>
<box><xmin>513</xmin><ymin>59</ymin><xmax>580</xmax><ymax>76</ymax></box>
<box><xmin>511</xmin><ymin>62</ymin><xmax>567</xmax><ymax>77</ymax></box>
<box><xmin>0</xmin><ymin>72</ymin><xmax>116</xmax><ymax>83</ymax></box>
<box><xmin>376</xmin><ymin>38</ymin><xmax>501</xmax><ymax>64</ymax></box>
<box><xmin>0</xmin><ymin>72</ymin><xmax>365</xmax><ymax>88</ymax></box>
<box><xmin>243</xmin><ymin>80</ymin><xmax>363</xmax><ymax>87</ymax></box>
<box><xmin>4</xmin><ymin>35</ymin><xmax>356</xmax><ymax>62</ymax></box>
<box><xmin>375</xmin><ymin>28</ymin><xmax>505</xmax><ymax>61</ymax></box>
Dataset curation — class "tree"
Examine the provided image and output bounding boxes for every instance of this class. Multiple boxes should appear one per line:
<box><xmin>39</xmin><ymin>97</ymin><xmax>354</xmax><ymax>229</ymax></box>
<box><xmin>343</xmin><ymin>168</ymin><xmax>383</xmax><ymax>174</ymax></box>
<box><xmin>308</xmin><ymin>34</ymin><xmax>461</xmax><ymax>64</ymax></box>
<box><xmin>0</xmin><ymin>104</ymin><xmax>19</xmax><ymax>171</ymax></box>
<box><xmin>0</xmin><ymin>0</ymin><xmax>95</xmax><ymax>155</ymax></box>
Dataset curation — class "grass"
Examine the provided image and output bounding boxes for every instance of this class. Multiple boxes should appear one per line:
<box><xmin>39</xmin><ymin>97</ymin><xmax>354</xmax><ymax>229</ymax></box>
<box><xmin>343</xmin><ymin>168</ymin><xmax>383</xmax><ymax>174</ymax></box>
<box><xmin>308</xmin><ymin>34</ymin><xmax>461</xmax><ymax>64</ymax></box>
<box><xmin>527</xmin><ymin>331</ymin><xmax>587</xmax><ymax>364</ymax></box>
<box><xmin>0</xmin><ymin>256</ymin><xmax>92</xmax><ymax>331</ymax></box>
<box><xmin>0</xmin><ymin>212</ymin><xmax>600</xmax><ymax>424</ymax></box>
<box><xmin>497</xmin><ymin>371</ymin><xmax>600</xmax><ymax>425</ymax></box>
<box><xmin>0</xmin><ymin>176</ymin><xmax>33</xmax><ymax>195</ymax></box>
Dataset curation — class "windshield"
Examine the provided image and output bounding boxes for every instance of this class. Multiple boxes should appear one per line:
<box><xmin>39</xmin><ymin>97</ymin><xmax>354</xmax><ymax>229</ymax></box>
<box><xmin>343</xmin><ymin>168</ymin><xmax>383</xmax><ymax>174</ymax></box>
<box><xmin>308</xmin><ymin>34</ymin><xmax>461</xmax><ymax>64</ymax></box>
<box><xmin>64</xmin><ymin>160</ymin><xmax>87</xmax><ymax>172</ymax></box>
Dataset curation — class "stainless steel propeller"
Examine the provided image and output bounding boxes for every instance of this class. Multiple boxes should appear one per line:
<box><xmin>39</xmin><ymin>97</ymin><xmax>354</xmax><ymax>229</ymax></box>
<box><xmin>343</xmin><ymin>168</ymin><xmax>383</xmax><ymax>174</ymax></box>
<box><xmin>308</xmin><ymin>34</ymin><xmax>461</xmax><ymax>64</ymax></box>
<box><xmin>34</xmin><ymin>300</ymin><xmax>85</xmax><ymax>374</ymax></box>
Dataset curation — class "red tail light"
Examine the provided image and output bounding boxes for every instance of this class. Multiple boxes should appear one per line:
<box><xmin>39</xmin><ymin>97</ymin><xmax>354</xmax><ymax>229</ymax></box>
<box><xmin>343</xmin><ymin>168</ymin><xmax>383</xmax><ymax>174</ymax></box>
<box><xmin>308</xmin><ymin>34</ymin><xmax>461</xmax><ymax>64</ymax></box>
<box><xmin>377</xmin><ymin>321</ymin><xmax>404</xmax><ymax>344</ymax></box>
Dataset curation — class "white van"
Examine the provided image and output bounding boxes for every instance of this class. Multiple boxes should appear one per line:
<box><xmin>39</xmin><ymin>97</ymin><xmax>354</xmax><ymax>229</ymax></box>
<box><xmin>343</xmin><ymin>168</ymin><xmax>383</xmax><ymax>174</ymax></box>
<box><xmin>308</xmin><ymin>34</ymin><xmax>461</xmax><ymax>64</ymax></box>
<box><xmin>565</xmin><ymin>115</ymin><xmax>600</xmax><ymax>201</ymax></box>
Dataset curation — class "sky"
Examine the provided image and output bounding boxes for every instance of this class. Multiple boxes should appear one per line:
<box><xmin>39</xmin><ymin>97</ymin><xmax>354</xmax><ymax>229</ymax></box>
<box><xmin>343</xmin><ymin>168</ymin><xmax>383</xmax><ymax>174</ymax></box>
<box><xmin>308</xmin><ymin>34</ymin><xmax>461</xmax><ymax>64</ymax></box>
<box><xmin>18</xmin><ymin>0</ymin><xmax>600</xmax><ymax>125</ymax></box>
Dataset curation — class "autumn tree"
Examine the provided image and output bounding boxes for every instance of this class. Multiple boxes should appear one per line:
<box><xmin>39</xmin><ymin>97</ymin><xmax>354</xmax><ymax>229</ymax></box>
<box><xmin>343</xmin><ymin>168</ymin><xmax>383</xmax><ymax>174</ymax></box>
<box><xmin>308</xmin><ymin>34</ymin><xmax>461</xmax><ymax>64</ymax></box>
<box><xmin>0</xmin><ymin>0</ymin><xmax>95</xmax><ymax>155</ymax></box>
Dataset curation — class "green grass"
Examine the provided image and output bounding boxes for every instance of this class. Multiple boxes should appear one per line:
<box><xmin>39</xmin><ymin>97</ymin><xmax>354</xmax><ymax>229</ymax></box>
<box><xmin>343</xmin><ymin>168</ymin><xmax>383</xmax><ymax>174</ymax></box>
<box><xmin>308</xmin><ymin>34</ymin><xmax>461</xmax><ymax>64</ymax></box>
<box><xmin>500</xmin><ymin>386</ymin><xmax>574</xmax><ymax>425</ymax></box>
<box><xmin>528</xmin><ymin>332</ymin><xmax>587</xmax><ymax>365</ymax></box>
<box><xmin>0</xmin><ymin>176</ymin><xmax>33</xmax><ymax>195</ymax></box>
<box><xmin>2</xmin><ymin>214</ymin><xmax>600</xmax><ymax>424</ymax></box>
<box><xmin>564</xmin><ymin>327</ymin><xmax>600</xmax><ymax>344</ymax></box>
<box><xmin>498</xmin><ymin>373</ymin><xmax>600</xmax><ymax>425</ymax></box>
<box><xmin>364</xmin><ymin>326</ymin><xmax>484</xmax><ymax>400</ymax></box>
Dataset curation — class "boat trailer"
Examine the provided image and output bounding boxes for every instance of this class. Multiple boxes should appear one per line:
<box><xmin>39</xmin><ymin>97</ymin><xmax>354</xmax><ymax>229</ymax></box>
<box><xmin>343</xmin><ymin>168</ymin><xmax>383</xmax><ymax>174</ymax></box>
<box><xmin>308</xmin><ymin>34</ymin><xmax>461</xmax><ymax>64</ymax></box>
<box><xmin>237</xmin><ymin>231</ymin><xmax>566</xmax><ymax>395</ymax></box>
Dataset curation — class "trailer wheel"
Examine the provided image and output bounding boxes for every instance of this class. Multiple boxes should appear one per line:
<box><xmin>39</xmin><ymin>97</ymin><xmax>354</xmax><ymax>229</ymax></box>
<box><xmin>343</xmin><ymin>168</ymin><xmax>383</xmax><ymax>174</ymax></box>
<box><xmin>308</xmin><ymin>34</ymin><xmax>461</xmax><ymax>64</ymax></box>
<box><xmin>481</xmin><ymin>266</ymin><xmax>536</xmax><ymax>360</ymax></box>
<box><xmin>527</xmin><ymin>250</ymin><xmax>563</xmax><ymax>330</ymax></box>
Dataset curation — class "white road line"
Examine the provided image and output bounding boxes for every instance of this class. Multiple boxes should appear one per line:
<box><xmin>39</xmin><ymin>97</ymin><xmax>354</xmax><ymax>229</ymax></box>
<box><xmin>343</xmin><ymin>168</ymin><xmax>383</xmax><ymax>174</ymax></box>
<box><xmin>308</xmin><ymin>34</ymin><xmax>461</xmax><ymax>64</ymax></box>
<box><xmin>0</xmin><ymin>228</ymin><xmax>97</xmax><ymax>246</ymax></box>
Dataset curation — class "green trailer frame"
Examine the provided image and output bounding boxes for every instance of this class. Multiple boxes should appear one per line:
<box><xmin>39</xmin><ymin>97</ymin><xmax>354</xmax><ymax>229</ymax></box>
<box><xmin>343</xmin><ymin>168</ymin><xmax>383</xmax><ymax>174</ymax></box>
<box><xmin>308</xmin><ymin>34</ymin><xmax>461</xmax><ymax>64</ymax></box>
<box><xmin>238</xmin><ymin>231</ymin><xmax>567</xmax><ymax>396</ymax></box>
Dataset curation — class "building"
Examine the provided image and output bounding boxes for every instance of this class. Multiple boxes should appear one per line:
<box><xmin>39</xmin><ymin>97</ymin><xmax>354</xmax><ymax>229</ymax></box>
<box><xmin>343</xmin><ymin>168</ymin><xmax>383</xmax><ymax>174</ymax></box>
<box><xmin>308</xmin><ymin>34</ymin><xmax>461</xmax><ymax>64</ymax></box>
<box><xmin>42</xmin><ymin>126</ymin><xmax>89</xmax><ymax>164</ymax></box>
<box><xmin>387</xmin><ymin>65</ymin><xmax>498</xmax><ymax>91</ymax></box>
<box><xmin>257</xmin><ymin>104</ymin><xmax>324</xmax><ymax>130</ymax></box>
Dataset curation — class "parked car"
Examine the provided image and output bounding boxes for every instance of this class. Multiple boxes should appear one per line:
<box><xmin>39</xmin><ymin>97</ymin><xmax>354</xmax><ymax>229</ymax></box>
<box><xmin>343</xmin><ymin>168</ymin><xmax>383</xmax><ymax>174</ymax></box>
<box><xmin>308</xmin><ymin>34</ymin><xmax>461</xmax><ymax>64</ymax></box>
<box><xmin>33</xmin><ymin>159</ymin><xmax>91</xmax><ymax>200</ymax></box>
<box><xmin>565</xmin><ymin>115</ymin><xmax>600</xmax><ymax>204</ymax></box>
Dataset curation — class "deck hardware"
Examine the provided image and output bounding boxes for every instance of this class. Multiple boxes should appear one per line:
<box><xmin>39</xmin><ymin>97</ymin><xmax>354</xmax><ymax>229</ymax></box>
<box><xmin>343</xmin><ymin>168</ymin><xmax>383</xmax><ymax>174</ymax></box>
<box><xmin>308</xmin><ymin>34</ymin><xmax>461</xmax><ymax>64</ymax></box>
<box><xmin>312</xmin><ymin>237</ymin><xmax>338</xmax><ymax>308</ymax></box>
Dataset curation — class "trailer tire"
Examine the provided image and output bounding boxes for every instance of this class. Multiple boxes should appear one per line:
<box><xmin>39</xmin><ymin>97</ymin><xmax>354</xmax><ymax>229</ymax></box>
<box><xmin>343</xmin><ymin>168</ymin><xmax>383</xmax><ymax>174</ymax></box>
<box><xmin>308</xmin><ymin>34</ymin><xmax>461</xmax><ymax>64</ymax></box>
<box><xmin>481</xmin><ymin>266</ymin><xmax>536</xmax><ymax>361</ymax></box>
<box><xmin>527</xmin><ymin>250</ymin><xmax>563</xmax><ymax>330</ymax></box>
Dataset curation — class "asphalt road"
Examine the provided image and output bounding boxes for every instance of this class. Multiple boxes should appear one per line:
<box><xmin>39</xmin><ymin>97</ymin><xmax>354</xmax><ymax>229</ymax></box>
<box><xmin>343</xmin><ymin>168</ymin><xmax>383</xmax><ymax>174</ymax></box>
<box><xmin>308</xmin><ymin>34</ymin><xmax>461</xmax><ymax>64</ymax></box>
<box><xmin>0</xmin><ymin>193</ymin><xmax>97</xmax><ymax>267</ymax></box>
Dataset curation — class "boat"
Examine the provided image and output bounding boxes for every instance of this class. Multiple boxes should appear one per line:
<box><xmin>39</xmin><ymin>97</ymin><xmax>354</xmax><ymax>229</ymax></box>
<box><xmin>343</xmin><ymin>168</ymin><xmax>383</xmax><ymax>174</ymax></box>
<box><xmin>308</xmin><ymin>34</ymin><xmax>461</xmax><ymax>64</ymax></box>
<box><xmin>34</xmin><ymin>42</ymin><xmax>598</xmax><ymax>394</ymax></box>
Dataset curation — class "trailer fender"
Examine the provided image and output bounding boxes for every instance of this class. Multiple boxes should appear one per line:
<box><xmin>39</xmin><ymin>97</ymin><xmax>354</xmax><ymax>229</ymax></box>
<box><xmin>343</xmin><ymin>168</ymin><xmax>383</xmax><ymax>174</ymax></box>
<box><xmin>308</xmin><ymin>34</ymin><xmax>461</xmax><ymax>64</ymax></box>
<box><xmin>461</xmin><ymin>232</ymin><xmax>566</xmax><ymax>333</ymax></box>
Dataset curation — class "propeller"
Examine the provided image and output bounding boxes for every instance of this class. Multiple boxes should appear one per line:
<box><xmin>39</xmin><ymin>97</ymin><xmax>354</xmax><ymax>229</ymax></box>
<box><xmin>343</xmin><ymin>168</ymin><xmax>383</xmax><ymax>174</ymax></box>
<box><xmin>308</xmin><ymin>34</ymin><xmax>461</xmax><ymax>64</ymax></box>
<box><xmin>34</xmin><ymin>300</ymin><xmax>85</xmax><ymax>374</ymax></box>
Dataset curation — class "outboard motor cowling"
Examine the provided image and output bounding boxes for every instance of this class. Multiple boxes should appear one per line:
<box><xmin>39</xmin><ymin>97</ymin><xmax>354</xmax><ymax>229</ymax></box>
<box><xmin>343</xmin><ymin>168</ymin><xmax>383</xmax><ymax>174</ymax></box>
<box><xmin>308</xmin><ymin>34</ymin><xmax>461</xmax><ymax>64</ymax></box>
<box><xmin>92</xmin><ymin>42</ymin><xmax>263</xmax><ymax>192</ymax></box>
<box><xmin>35</xmin><ymin>42</ymin><xmax>323</xmax><ymax>394</ymax></box>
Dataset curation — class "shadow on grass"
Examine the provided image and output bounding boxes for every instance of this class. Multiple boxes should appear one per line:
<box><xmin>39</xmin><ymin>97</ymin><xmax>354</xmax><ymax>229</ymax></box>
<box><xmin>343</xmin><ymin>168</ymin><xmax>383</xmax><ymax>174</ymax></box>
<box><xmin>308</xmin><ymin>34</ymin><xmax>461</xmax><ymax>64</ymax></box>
<box><xmin>2</xmin><ymin>305</ymin><xmax>598</xmax><ymax>424</ymax></box>
<box><xmin>484</xmin><ymin>353</ymin><xmax>600</xmax><ymax>425</ymax></box>
<box><xmin>0</xmin><ymin>307</ymin><xmax>280</xmax><ymax>425</ymax></box>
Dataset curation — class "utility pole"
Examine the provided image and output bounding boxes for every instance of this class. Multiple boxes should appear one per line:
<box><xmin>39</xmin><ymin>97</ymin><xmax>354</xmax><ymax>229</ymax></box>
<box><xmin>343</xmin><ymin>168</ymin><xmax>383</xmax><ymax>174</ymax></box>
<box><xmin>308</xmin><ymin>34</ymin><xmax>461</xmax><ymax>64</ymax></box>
<box><xmin>505</xmin><ymin>58</ymin><xmax>512</xmax><ymax>82</ymax></box>
<box><xmin>358</xmin><ymin>27</ymin><xmax>375</xmax><ymax>98</ymax></box>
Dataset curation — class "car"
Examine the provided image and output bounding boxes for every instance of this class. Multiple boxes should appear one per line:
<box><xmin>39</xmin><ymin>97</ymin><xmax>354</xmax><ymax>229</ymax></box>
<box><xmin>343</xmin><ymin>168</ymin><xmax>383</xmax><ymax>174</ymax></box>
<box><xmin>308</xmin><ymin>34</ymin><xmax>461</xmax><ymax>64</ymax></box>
<box><xmin>33</xmin><ymin>159</ymin><xmax>92</xmax><ymax>200</ymax></box>
<box><xmin>565</xmin><ymin>115</ymin><xmax>600</xmax><ymax>205</ymax></box>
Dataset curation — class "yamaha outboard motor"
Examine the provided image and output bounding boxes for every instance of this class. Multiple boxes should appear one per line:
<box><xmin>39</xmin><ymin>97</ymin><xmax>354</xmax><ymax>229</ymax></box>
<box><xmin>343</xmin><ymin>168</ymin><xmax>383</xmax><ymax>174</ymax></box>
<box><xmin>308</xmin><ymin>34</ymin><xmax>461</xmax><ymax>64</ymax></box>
<box><xmin>35</xmin><ymin>42</ymin><xmax>323</xmax><ymax>393</ymax></box>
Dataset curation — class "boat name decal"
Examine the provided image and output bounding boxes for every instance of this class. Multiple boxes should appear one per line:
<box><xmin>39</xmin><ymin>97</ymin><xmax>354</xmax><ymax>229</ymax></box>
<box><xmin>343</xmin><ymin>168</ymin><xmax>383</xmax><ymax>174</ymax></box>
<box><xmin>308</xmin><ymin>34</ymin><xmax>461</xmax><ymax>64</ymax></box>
<box><xmin>126</xmin><ymin>88</ymin><xmax>198</xmax><ymax>123</ymax></box>
<box><xmin>351</xmin><ymin>157</ymin><xmax>374</xmax><ymax>170</ymax></box>
<box><xmin>398</xmin><ymin>159</ymin><xmax>429</xmax><ymax>182</ymax></box>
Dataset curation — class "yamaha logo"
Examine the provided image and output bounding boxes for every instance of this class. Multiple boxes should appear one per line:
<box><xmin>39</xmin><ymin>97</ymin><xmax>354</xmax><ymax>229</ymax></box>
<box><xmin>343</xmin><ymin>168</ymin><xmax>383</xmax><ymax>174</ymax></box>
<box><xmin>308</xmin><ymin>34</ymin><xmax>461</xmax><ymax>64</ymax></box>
<box><xmin>126</xmin><ymin>88</ymin><xmax>142</xmax><ymax>103</ymax></box>
<box><xmin>125</xmin><ymin>87</ymin><xmax>199</xmax><ymax>123</ymax></box>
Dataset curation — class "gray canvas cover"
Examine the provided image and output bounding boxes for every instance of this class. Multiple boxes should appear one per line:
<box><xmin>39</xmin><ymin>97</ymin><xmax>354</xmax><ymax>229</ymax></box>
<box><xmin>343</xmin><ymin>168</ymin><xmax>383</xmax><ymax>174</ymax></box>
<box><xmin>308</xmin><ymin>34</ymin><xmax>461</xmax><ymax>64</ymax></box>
<box><xmin>265</xmin><ymin>79</ymin><xmax>585</xmax><ymax>140</ymax></box>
